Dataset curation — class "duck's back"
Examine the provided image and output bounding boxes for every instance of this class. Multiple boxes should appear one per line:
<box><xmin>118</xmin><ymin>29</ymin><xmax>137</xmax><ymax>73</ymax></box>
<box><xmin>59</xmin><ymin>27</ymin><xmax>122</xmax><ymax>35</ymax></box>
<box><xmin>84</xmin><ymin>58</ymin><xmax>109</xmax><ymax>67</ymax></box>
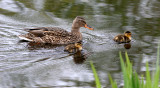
<box><xmin>19</xmin><ymin>27</ymin><xmax>82</xmax><ymax>44</ymax></box>
<box><xmin>114</xmin><ymin>35</ymin><xmax>124</xmax><ymax>42</ymax></box>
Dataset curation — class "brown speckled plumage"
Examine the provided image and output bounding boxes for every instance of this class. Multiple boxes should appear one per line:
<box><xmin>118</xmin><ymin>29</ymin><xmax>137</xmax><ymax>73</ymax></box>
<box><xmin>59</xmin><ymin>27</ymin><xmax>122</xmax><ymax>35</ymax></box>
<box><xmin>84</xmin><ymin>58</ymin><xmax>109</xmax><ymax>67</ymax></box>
<box><xmin>19</xmin><ymin>16</ymin><xmax>93</xmax><ymax>45</ymax></box>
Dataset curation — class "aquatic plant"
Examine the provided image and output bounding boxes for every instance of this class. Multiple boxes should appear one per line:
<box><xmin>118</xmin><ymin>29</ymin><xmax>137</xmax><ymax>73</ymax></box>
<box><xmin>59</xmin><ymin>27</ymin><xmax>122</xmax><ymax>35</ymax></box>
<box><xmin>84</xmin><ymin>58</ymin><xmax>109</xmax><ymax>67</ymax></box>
<box><xmin>109</xmin><ymin>48</ymin><xmax>160</xmax><ymax>88</ymax></box>
<box><xmin>90</xmin><ymin>44</ymin><xmax>160</xmax><ymax>88</ymax></box>
<box><xmin>90</xmin><ymin>61</ymin><xmax>101</xmax><ymax>88</ymax></box>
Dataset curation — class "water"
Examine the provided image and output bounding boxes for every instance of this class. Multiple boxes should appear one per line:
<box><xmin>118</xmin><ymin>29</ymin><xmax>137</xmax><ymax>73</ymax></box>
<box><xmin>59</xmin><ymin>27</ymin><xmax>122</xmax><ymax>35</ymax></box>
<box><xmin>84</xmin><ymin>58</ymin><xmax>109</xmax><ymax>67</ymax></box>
<box><xmin>0</xmin><ymin>0</ymin><xmax>160</xmax><ymax>88</ymax></box>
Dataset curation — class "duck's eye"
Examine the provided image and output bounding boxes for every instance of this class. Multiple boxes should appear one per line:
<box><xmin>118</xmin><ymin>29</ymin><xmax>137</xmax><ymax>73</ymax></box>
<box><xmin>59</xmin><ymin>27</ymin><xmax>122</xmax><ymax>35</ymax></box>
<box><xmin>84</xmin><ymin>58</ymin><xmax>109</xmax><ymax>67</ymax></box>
<box><xmin>78</xmin><ymin>20</ymin><xmax>86</xmax><ymax>24</ymax></box>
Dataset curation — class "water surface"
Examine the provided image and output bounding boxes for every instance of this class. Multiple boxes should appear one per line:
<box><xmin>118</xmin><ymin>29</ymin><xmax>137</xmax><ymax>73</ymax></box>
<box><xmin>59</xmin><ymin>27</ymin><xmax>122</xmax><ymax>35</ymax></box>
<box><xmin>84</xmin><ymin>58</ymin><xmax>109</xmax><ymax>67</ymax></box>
<box><xmin>0</xmin><ymin>0</ymin><xmax>160</xmax><ymax>88</ymax></box>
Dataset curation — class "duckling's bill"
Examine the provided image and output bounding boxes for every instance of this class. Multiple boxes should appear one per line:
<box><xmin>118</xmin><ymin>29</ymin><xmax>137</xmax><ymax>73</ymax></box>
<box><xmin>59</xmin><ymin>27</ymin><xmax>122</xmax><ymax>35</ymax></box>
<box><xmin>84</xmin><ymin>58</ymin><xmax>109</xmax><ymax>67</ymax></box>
<box><xmin>84</xmin><ymin>24</ymin><xmax>94</xmax><ymax>30</ymax></box>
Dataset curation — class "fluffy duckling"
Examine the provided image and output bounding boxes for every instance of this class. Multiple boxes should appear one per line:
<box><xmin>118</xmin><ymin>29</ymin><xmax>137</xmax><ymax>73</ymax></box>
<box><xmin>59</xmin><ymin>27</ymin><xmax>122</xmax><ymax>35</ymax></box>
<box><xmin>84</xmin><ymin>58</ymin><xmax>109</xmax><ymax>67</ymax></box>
<box><xmin>64</xmin><ymin>43</ymin><xmax>82</xmax><ymax>53</ymax></box>
<box><xmin>113</xmin><ymin>31</ymin><xmax>131</xmax><ymax>43</ymax></box>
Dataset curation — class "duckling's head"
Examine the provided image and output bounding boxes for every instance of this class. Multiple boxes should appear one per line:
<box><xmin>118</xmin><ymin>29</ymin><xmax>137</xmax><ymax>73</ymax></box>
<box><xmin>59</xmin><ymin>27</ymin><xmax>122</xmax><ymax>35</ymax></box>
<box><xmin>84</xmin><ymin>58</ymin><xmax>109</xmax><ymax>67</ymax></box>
<box><xmin>124</xmin><ymin>31</ymin><xmax>131</xmax><ymax>39</ymax></box>
<box><xmin>75</xmin><ymin>43</ymin><xmax>82</xmax><ymax>51</ymax></box>
<box><xmin>72</xmin><ymin>16</ymin><xmax>94</xmax><ymax>30</ymax></box>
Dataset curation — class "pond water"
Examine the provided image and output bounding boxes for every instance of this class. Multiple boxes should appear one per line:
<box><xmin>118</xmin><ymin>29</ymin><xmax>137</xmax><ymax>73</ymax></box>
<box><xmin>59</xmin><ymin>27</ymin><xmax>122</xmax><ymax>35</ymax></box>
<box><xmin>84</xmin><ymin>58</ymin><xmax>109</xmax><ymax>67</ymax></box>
<box><xmin>0</xmin><ymin>0</ymin><xmax>160</xmax><ymax>88</ymax></box>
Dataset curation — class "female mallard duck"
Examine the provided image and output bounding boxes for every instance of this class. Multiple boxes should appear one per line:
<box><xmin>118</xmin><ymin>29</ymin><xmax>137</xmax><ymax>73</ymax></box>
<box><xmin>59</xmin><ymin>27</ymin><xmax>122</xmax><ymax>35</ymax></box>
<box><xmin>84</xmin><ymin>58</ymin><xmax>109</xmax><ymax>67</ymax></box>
<box><xmin>64</xmin><ymin>43</ymin><xmax>82</xmax><ymax>53</ymax></box>
<box><xmin>113</xmin><ymin>31</ymin><xmax>131</xmax><ymax>43</ymax></box>
<box><xmin>18</xmin><ymin>16</ymin><xmax>93</xmax><ymax>45</ymax></box>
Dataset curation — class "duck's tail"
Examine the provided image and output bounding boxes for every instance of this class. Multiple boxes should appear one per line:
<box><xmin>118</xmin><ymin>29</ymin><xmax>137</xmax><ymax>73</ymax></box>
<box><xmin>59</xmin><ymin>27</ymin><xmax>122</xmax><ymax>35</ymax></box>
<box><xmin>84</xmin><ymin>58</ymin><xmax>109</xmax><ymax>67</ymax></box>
<box><xmin>18</xmin><ymin>35</ymin><xmax>33</xmax><ymax>42</ymax></box>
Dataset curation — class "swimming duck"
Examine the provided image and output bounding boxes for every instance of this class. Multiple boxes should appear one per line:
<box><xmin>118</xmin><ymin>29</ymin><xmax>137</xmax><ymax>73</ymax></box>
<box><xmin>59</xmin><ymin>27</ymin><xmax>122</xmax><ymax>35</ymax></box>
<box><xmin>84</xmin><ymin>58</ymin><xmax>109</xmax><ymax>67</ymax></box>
<box><xmin>64</xmin><ymin>43</ymin><xmax>82</xmax><ymax>53</ymax></box>
<box><xmin>18</xmin><ymin>16</ymin><xmax>94</xmax><ymax>45</ymax></box>
<box><xmin>113</xmin><ymin>31</ymin><xmax>131</xmax><ymax>43</ymax></box>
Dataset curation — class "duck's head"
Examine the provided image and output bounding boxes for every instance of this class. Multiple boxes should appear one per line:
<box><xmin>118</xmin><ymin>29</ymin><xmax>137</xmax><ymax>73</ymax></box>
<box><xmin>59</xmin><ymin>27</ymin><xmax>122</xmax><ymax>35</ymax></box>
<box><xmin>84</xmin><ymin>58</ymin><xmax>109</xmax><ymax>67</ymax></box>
<box><xmin>75</xmin><ymin>42</ymin><xmax>82</xmax><ymax>51</ymax></box>
<box><xmin>72</xmin><ymin>16</ymin><xmax>94</xmax><ymax>30</ymax></box>
<box><xmin>124</xmin><ymin>31</ymin><xmax>131</xmax><ymax>39</ymax></box>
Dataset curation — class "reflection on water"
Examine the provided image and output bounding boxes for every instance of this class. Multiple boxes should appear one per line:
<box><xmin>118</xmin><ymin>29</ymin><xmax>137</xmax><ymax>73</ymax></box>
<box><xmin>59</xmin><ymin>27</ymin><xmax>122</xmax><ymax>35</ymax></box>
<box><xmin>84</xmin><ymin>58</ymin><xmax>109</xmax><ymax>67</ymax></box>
<box><xmin>73</xmin><ymin>51</ymin><xmax>89</xmax><ymax>64</ymax></box>
<box><xmin>0</xmin><ymin>0</ymin><xmax>160</xmax><ymax>87</ymax></box>
<box><xmin>32</xmin><ymin>49</ymin><xmax>88</xmax><ymax>64</ymax></box>
<box><xmin>124</xmin><ymin>43</ymin><xmax>131</xmax><ymax>49</ymax></box>
<box><xmin>27</xmin><ymin>41</ymin><xmax>88</xmax><ymax>64</ymax></box>
<box><xmin>26</xmin><ymin>41</ymin><xmax>88</xmax><ymax>64</ymax></box>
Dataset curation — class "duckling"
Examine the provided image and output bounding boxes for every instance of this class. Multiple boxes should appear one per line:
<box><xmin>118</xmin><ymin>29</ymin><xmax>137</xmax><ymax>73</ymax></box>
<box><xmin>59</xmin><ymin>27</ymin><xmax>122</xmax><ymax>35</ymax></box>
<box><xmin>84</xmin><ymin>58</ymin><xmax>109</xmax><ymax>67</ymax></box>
<box><xmin>113</xmin><ymin>31</ymin><xmax>131</xmax><ymax>43</ymax></box>
<box><xmin>64</xmin><ymin>43</ymin><xmax>82</xmax><ymax>53</ymax></box>
<box><xmin>18</xmin><ymin>16</ymin><xmax>94</xmax><ymax>45</ymax></box>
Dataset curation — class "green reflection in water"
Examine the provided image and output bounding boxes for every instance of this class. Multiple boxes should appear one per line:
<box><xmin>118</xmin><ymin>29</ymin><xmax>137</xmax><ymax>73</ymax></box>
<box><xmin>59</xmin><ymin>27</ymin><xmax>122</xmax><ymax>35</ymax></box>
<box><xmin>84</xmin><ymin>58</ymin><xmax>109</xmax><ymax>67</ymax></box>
<box><xmin>0</xmin><ymin>8</ymin><xmax>16</xmax><ymax>16</ymax></box>
<box><xmin>44</xmin><ymin>0</ymin><xmax>94</xmax><ymax>18</ymax></box>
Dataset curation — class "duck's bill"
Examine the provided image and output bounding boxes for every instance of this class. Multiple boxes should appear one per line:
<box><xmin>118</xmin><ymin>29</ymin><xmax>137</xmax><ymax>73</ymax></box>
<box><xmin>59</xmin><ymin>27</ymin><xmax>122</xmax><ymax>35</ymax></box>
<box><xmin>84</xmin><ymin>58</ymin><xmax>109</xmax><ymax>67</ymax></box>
<box><xmin>84</xmin><ymin>24</ymin><xmax>94</xmax><ymax>30</ymax></box>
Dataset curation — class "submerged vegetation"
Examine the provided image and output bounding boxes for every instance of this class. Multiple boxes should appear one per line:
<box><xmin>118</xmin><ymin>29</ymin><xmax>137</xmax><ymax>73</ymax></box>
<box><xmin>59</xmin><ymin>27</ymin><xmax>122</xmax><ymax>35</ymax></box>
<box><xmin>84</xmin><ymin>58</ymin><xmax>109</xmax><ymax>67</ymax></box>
<box><xmin>90</xmin><ymin>45</ymin><xmax>160</xmax><ymax>88</ymax></box>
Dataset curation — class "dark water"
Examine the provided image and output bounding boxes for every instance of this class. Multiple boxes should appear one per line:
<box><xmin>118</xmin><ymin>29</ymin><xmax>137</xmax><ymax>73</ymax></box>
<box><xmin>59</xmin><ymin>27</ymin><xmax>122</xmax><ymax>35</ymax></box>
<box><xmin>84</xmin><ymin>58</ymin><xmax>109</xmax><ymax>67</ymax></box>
<box><xmin>0</xmin><ymin>0</ymin><xmax>160</xmax><ymax>88</ymax></box>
